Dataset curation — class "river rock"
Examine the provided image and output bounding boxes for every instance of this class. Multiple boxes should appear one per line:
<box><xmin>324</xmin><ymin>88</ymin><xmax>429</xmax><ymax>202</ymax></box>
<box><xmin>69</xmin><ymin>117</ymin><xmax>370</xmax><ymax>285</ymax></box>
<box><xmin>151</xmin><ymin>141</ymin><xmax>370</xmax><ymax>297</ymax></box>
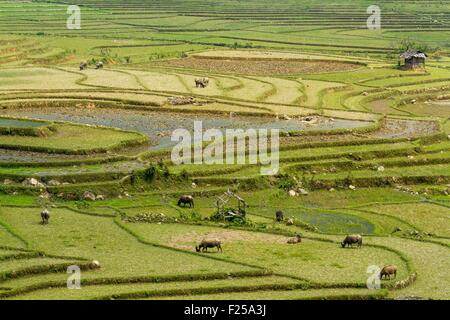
<box><xmin>3</xmin><ymin>179</ymin><xmax>13</xmax><ymax>185</ymax></box>
<box><xmin>288</xmin><ymin>190</ymin><xmax>297</xmax><ymax>197</ymax></box>
<box><xmin>96</xmin><ymin>195</ymin><xmax>105</xmax><ymax>201</ymax></box>
<box><xmin>349</xmin><ymin>185</ymin><xmax>356</xmax><ymax>190</ymax></box>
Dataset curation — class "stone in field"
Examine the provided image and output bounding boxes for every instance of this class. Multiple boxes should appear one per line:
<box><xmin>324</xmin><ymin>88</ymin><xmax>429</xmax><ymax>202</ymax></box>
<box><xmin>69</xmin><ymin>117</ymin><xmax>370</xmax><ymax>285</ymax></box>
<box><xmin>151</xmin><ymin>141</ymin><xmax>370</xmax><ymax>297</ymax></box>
<box><xmin>298</xmin><ymin>188</ymin><xmax>309</xmax><ymax>195</ymax></box>
<box><xmin>83</xmin><ymin>191</ymin><xmax>96</xmax><ymax>201</ymax></box>
<box><xmin>167</xmin><ymin>96</ymin><xmax>195</xmax><ymax>105</ymax></box>
<box><xmin>22</xmin><ymin>178</ymin><xmax>45</xmax><ymax>188</ymax></box>
<box><xmin>47</xmin><ymin>179</ymin><xmax>61</xmax><ymax>186</ymax></box>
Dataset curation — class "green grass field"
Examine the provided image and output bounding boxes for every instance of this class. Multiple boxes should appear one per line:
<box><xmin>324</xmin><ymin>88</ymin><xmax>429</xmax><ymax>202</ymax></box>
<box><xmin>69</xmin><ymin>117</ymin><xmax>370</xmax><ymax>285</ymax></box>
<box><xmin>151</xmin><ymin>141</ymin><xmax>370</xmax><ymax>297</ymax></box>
<box><xmin>0</xmin><ymin>0</ymin><xmax>448</xmax><ymax>301</ymax></box>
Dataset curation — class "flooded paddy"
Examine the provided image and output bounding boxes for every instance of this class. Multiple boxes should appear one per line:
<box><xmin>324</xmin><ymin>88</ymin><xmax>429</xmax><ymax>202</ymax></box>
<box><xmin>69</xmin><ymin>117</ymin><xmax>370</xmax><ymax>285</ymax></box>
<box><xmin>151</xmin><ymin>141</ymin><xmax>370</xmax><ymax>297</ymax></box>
<box><xmin>0</xmin><ymin>107</ymin><xmax>371</xmax><ymax>150</ymax></box>
<box><xmin>0</xmin><ymin>117</ymin><xmax>47</xmax><ymax>128</ymax></box>
<box><xmin>399</xmin><ymin>100</ymin><xmax>450</xmax><ymax>118</ymax></box>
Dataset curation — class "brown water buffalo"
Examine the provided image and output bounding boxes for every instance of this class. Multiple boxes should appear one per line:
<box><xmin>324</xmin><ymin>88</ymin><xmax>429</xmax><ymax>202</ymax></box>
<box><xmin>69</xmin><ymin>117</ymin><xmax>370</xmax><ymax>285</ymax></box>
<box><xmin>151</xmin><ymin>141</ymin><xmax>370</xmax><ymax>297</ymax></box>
<box><xmin>341</xmin><ymin>234</ymin><xmax>363</xmax><ymax>248</ymax></box>
<box><xmin>41</xmin><ymin>209</ymin><xmax>50</xmax><ymax>225</ymax></box>
<box><xmin>195</xmin><ymin>239</ymin><xmax>222</xmax><ymax>253</ymax></box>
<box><xmin>275</xmin><ymin>210</ymin><xmax>284</xmax><ymax>222</ymax></box>
<box><xmin>178</xmin><ymin>195</ymin><xmax>194</xmax><ymax>208</ymax></box>
<box><xmin>380</xmin><ymin>265</ymin><xmax>397</xmax><ymax>280</ymax></box>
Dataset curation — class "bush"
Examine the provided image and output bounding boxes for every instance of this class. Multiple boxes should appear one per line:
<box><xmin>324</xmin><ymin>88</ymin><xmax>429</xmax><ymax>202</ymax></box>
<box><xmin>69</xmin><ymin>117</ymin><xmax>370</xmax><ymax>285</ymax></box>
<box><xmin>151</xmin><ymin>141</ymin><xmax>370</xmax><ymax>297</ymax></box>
<box><xmin>210</xmin><ymin>207</ymin><xmax>249</xmax><ymax>226</ymax></box>
<box><xmin>277</xmin><ymin>174</ymin><xmax>297</xmax><ymax>190</ymax></box>
<box><xmin>179</xmin><ymin>169</ymin><xmax>189</xmax><ymax>180</ymax></box>
<box><xmin>143</xmin><ymin>165</ymin><xmax>157</xmax><ymax>182</ymax></box>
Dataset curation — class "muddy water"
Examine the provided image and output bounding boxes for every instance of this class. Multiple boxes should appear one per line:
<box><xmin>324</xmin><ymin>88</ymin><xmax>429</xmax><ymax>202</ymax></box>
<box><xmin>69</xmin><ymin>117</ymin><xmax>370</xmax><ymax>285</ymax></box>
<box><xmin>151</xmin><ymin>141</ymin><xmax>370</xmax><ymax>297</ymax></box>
<box><xmin>1</xmin><ymin>107</ymin><xmax>370</xmax><ymax>150</ymax></box>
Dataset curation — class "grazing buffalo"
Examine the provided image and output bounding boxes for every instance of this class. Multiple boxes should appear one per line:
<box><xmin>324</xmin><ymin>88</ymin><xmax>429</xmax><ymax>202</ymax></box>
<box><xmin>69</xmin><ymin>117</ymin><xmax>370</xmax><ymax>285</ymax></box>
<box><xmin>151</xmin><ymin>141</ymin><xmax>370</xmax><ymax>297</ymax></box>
<box><xmin>195</xmin><ymin>77</ymin><xmax>209</xmax><ymax>88</ymax></box>
<box><xmin>79</xmin><ymin>61</ymin><xmax>88</xmax><ymax>70</ymax></box>
<box><xmin>341</xmin><ymin>234</ymin><xmax>363</xmax><ymax>248</ymax></box>
<box><xmin>287</xmin><ymin>234</ymin><xmax>302</xmax><ymax>244</ymax></box>
<box><xmin>275</xmin><ymin>210</ymin><xmax>284</xmax><ymax>222</ymax></box>
<box><xmin>380</xmin><ymin>265</ymin><xmax>397</xmax><ymax>280</ymax></box>
<box><xmin>41</xmin><ymin>209</ymin><xmax>50</xmax><ymax>225</ymax></box>
<box><xmin>95</xmin><ymin>62</ymin><xmax>104</xmax><ymax>69</ymax></box>
<box><xmin>178</xmin><ymin>195</ymin><xmax>194</xmax><ymax>208</ymax></box>
<box><xmin>195</xmin><ymin>239</ymin><xmax>222</xmax><ymax>253</ymax></box>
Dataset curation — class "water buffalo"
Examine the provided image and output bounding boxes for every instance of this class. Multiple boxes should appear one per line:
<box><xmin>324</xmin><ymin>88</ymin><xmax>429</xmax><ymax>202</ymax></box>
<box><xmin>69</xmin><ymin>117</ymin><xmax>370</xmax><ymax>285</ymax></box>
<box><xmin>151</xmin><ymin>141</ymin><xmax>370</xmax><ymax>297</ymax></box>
<box><xmin>79</xmin><ymin>61</ymin><xmax>88</xmax><ymax>71</ymax></box>
<box><xmin>195</xmin><ymin>77</ymin><xmax>209</xmax><ymax>88</ymax></box>
<box><xmin>41</xmin><ymin>209</ymin><xmax>50</xmax><ymax>225</ymax></box>
<box><xmin>95</xmin><ymin>62</ymin><xmax>103</xmax><ymax>69</ymax></box>
<box><xmin>287</xmin><ymin>234</ymin><xmax>302</xmax><ymax>244</ymax></box>
<box><xmin>195</xmin><ymin>239</ymin><xmax>222</xmax><ymax>253</ymax></box>
<box><xmin>178</xmin><ymin>195</ymin><xmax>194</xmax><ymax>208</ymax></box>
<box><xmin>380</xmin><ymin>265</ymin><xmax>397</xmax><ymax>280</ymax></box>
<box><xmin>275</xmin><ymin>210</ymin><xmax>284</xmax><ymax>222</ymax></box>
<box><xmin>341</xmin><ymin>234</ymin><xmax>363</xmax><ymax>248</ymax></box>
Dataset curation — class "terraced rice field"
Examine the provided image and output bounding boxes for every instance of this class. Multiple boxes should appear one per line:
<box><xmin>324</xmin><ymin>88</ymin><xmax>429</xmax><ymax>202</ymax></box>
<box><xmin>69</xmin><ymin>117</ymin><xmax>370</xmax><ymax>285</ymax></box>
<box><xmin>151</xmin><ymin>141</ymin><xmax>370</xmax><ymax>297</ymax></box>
<box><xmin>0</xmin><ymin>0</ymin><xmax>448</xmax><ymax>301</ymax></box>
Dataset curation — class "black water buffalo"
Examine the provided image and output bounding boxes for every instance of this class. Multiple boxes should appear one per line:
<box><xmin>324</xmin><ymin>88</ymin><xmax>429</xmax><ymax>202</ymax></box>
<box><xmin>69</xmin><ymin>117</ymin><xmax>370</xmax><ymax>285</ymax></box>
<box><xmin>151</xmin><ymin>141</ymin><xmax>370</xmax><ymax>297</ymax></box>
<box><xmin>195</xmin><ymin>77</ymin><xmax>209</xmax><ymax>88</ymax></box>
<box><xmin>275</xmin><ymin>210</ymin><xmax>284</xmax><ymax>222</ymax></box>
<box><xmin>79</xmin><ymin>61</ymin><xmax>88</xmax><ymax>70</ymax></box>
<box><xmin>195</xmin><ymin>239</ymin><xmax>222</xmax><ymax>253</ymax></box>
<box><xmin>178</xmin><ymin>195</ymin><xmax>194</xmax><ymax>208</ymax></box>
<box><xmin>341</xmin><ymin>234</ymin><xmax>362</xmax><ymax>248</ymax></box>
<box><xmin>41</xmin><ymin>209</ymin><xmax>50</xmax><ymax>225</ymax></box>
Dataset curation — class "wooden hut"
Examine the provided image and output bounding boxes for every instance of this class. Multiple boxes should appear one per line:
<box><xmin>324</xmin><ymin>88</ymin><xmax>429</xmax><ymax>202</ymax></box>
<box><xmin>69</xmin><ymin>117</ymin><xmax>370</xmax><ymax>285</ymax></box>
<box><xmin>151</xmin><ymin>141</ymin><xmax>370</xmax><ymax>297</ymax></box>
<box><xmin>400</xmin><ymin>50</ymin><xmax>427</xmax><ymax>69</ymax></box>
<box><xmin>215</xmin><ymin>189</ymin><xmax>247</xmax><ymax>220</ymax></box>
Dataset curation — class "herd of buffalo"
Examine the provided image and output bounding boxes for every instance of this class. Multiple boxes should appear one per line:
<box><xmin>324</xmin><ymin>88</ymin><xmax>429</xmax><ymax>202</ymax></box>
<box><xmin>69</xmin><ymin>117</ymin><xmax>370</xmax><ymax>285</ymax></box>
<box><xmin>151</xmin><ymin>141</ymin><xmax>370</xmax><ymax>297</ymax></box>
<box><xmin>39</xmin><ymin>194</ymin><xmax>398</xmax><ymax>281</ymax></box>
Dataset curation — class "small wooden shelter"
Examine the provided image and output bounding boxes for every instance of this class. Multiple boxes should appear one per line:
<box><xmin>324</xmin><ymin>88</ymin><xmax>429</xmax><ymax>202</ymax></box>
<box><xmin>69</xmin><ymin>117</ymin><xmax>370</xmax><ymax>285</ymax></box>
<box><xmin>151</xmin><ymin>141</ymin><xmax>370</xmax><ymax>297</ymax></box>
<box><xmin>399</xmin><ymin>50</ymin><xmax>427</xmax><ymax>69</ymax></box>
<box><xmin>215</xmin><ymin>189</ymin><xmax>247</xmax><ymax>220</ymax></box>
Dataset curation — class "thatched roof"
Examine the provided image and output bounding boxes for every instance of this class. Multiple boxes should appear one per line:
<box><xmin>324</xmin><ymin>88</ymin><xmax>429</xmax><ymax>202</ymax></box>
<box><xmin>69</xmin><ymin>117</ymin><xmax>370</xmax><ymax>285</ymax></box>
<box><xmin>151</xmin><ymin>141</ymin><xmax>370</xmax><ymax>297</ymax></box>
<box><xmin>400</xmin><ymin>50</ymin><xmax>428</xmax><ymax>59</ymax></box>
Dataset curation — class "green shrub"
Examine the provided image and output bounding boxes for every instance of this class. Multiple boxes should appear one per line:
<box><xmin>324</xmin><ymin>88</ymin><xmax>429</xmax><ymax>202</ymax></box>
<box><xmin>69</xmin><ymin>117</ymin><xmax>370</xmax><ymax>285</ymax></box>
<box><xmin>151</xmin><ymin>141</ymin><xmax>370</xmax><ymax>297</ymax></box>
<box><xmin>277</xmin><ymin>174</ymin><xmax>297</xmax><ymax>190</ymax></box>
